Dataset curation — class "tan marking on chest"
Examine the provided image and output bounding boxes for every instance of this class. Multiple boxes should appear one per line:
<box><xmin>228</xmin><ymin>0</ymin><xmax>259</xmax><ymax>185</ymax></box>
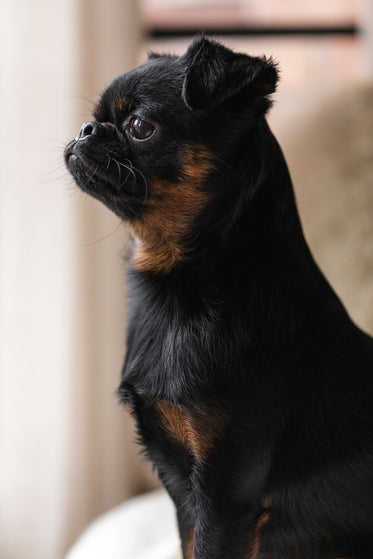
<box><xmin>260</xmin><ymin>495</ymin><xmax>272</xmax><ymax>510</ymax></box>
<box><xmin>129</xmin><ymin>144</ymin><xmax>212</xmax><ymax>274</ymax></box>
<box><xmin>155</xmin><ymin>400</ymin><xmax>226</xmax><ymax>461</ymax></box>
<box><xmin>248</xmin><ymin>511</ymin><xmax>271</xmax><ymax>559</ymax></box>
<box><xmin>185</xmin><ymin>528</ymin><xmax>195</xmax><ymax>559</ymax></box>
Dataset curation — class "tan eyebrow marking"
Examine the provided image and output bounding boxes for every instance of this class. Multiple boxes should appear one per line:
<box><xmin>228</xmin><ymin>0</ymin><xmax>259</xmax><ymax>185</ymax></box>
<box><xmin>116</xmin><ymin>95</ymin><xmax>133</xmax><ymax>112</ymax></box>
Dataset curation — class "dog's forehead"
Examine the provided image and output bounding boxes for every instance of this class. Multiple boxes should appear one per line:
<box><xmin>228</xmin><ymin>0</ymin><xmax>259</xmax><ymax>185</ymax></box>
<box><xmin>101</xmin><ymin>55</ymin><xmax>185</xmax><ymax>113</ymax></box>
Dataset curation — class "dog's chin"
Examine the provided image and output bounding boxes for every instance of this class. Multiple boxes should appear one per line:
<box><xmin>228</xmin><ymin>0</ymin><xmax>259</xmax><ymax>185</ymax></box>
<box><xmin>65</xmin><ymin>144</ymin><xmax>145</xmax><ymax>220</ymax></box>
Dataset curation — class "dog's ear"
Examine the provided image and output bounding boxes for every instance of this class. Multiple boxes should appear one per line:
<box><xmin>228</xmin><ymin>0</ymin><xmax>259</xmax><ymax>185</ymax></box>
<box><xmin>148</xmin><ymin>52</ymin><xmax>164</xmax><ymax>60</ymax></box>
<box><xmin>181</xmin><ymin>37</ymin><xmax>278</xmax><ymax>111</ymax></box>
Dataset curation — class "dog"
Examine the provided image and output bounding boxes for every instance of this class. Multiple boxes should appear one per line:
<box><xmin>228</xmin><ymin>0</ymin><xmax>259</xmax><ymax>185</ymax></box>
<box><xmin>65</xmin><ymin>37</ymin><xmax>373</xmax><ymax>559</ymax></box>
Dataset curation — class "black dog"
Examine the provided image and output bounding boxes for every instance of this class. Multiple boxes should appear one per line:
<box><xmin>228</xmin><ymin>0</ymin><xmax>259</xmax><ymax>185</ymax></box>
<box><xmin>65</xmin><ymin>37</ymin><xmax>373</xmax><ymax>559</ymax></box>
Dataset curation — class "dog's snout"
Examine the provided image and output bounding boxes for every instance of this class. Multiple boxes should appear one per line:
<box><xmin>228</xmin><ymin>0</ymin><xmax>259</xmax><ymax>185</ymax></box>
<box><xmin>75</xmin><ymin>121</ymin><xmax>116</xmax><ymax>142</ymax></box>
<box><xmin>76</xmin><ymin>121</ymin><xmax>98</xmax><ymax>141</ymax></box>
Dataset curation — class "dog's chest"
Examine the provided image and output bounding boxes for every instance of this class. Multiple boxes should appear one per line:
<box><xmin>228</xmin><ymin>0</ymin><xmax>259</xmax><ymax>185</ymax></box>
<box><xmin>152</xmin><ymin>399</ymin><xmax>227</xmax><ymax>462</ymax></box>
<box><xmin>122</xmin><ymin>279</ymin><xmax>225</xmax><ymax>401</ymax></box>
<box><xmin>121</xmin><ymin>380</ymin><xmax>228</xmax><ymax>476</ymax></box>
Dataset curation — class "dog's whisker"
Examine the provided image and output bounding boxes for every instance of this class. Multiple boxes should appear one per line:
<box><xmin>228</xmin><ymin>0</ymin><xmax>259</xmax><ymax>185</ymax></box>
<box><xmin>111</xmin><ymin>157</ymin><xmax>137</xmax><ymax>190</ymax></box>
<box><xmin>83</xmin><ymin>164</ymin><xmax>99</xmax><ymax>190</ymax></box>
<box><xmin>113</xmin><ymin>158</ymin><xmax>123</xmax><ymax>187</ymax></box>
<box><xmin>77</xmin><ymin>218</ymin><xmax>122</xmax><ymax>247</ymax></box>
<box><xmin>210</xmin><ymin>164</ymin><xmax>225</xmax><ymax>176</ymax></box>
<box><xmin>131</xmin><ymin>165</ymin><xmax>149</xmax><ymax>206</ymax></box>
<box><xmin>119</xmin><ymin>161</ymin><xmax>137</xmax><ymax>184</ymax></box>
<box><xmin>39</xmin><ymin>172</ymin><xmax>73</xmax><ymax>185</ymax></box>
<box><xmin>211</xmin><ymin>154</ymin><xmax>232</xmax><ymax>174</ymax></box>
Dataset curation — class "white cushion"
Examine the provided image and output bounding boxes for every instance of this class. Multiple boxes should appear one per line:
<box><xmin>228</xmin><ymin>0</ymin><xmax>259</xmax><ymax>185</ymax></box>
<box><xmin>65</xmin><ymin>490</ymin><xmax>181</xmax><ymax>559</ymax></box>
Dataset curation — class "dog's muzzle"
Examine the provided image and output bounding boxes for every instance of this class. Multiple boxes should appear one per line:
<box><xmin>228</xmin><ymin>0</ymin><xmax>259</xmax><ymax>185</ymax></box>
<box><xmin>75</xmin><ymin>120</ymin><xmax>115</xmax><ymax>141</ymax></box>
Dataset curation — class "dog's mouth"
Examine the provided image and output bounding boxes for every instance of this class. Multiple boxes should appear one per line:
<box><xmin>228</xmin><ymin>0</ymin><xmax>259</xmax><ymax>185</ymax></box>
<box><xmin>65</xmin><ymin>138</ymin><xmax>135</xmax><ymax>193</ymax></box>
<box><xmin>64</xmin><ymin>138</ymin><xmax>147</xmax><ymax>219</ymax></box>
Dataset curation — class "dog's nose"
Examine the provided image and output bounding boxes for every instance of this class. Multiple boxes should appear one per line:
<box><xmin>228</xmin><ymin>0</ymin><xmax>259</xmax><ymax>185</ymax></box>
<box><xmin>76</xmin><ymin>121</ymin><xmax>99</xmax><ymax>141</ymax></box>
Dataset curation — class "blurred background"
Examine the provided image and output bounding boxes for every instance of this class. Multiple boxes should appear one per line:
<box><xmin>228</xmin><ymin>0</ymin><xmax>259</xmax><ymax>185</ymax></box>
<box><xmin>0</xmin><ymin>1</ymin><xmax>372</xmax><ymax>558</ymax></box>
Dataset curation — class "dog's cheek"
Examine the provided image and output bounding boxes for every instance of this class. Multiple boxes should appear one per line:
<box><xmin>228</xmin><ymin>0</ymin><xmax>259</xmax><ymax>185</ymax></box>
<box><xmin>128</xmin><ymin>143</ymin><xmax>213</xmax><ymax>274</ymax></box>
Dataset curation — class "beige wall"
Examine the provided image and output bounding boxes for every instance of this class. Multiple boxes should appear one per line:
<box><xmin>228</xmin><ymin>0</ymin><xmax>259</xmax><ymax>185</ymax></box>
<box><xmin>0</xmin><ymin>2</ymin><xmax>154</xmax><ymax>559</ymax></box>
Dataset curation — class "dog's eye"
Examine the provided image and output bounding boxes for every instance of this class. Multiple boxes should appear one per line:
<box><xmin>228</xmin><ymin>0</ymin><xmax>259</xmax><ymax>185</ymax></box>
<box><xmin>128</xmin><ymin>117</ymin><xmax>155</xmax><ymax>141</ymax></box>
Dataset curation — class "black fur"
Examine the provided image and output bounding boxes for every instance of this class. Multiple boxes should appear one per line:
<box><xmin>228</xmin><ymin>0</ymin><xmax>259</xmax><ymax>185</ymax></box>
<box><xmin>65</xmin><ymin>37</ymin><xmax>373</xmax><ymax>558</ymax></box>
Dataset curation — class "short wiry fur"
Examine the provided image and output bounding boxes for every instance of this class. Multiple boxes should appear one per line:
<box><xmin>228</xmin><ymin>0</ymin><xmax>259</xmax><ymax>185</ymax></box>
<box><xmin>65</xmin><ymin>37</ymin><xmax>373</xmax><ymax>558</ymax></box>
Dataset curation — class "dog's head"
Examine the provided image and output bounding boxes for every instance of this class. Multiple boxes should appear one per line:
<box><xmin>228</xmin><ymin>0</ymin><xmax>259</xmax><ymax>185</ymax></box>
<box><xmin>65</xmin><ymin>37</ymin><xmax>278</xmax><ymax>273</ymax></box>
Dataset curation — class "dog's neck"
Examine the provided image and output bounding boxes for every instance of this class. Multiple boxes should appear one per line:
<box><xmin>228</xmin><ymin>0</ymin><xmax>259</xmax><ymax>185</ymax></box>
<box><xmin>123</xmin><ymin>123</ymin><xmax>349</xmax><ymax>402</ymax></box>
<box><xmin>128</xmin><ymin>121</ymin><xmax>346</xmax><ymax>350</ymax></box>
<box><xmin>222</xmin><ymin>123</ymin><xmax>347</xmax><ymax>344</ymax></box>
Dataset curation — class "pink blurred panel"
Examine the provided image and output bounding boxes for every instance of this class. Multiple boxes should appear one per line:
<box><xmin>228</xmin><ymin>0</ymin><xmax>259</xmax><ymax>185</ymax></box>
<box><xmin>139</xmin><ymin>0</ymin><xmax>366</xmax><ymax>138</ymax></box>
<box><xmin>141</xmin><ymin>0</ymin><xmax>359</xmax><ymax>27</ymax></box>
<box><xmin>139</xmin><ymin>34</ymin><xmax>364</xmax><ymax>138</ymax></box>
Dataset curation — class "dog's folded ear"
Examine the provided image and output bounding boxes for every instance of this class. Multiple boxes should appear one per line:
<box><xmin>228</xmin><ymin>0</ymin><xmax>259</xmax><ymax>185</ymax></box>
<box><xmin>148</xmin><ymin>52</ymin><xmax>164</xmax><ymax>60</ymax></box>
<box><xmin>181</xmin><ymin>36</ymin><xmax>278</xmax><ymax>112</ymax></box>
